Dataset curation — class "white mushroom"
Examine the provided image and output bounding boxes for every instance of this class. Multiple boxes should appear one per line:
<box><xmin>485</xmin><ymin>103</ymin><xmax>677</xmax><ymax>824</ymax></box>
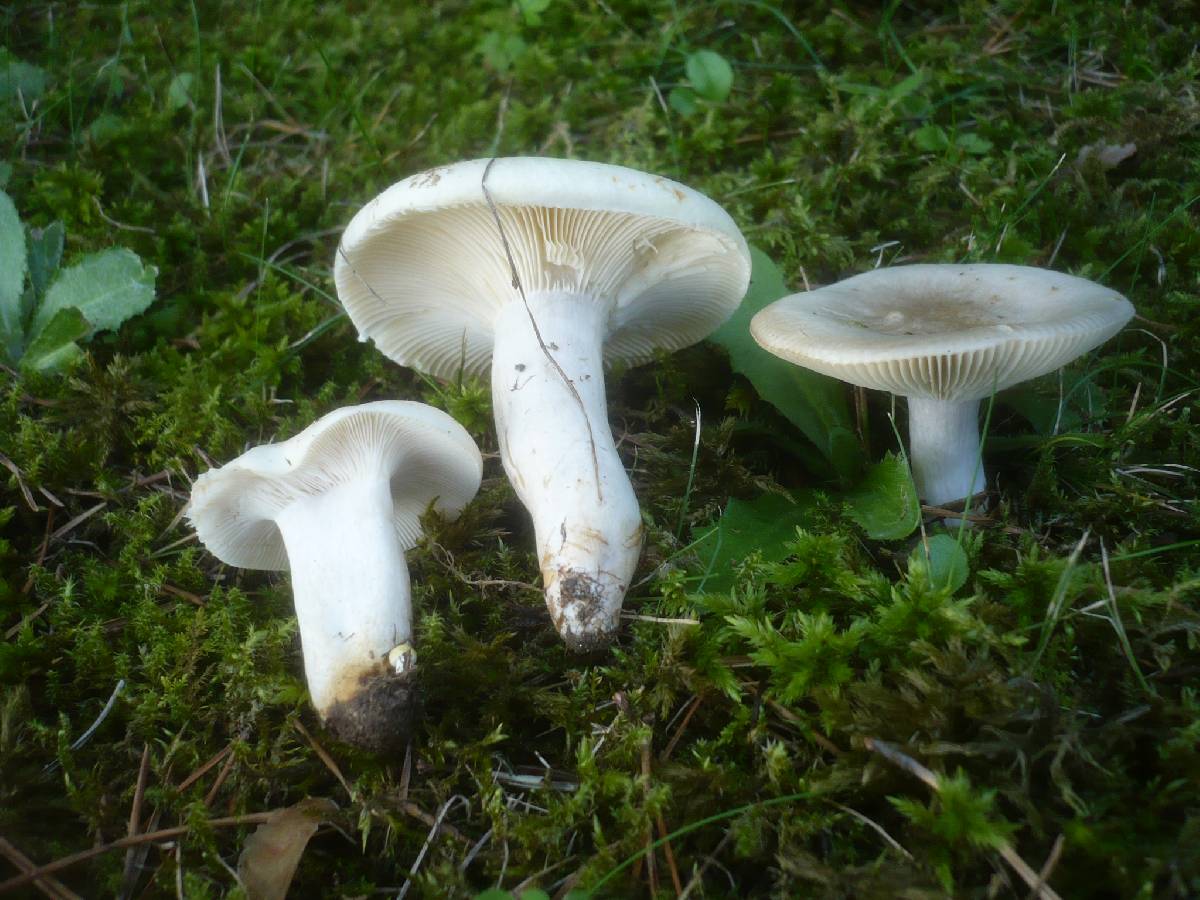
<box><xmin>188</xmin><ymin>401</ymin><xmax>482</xmax><ymax>749</ymax></box>
<box><xmin>333</xmin><ymin>157</ymin><xmax>750</xmax><ymax>651</ymax></box>
<box><xmin>750</xmin><ymin>264</ymin><xmax>1134</xmax><ymax>509</ymax></box>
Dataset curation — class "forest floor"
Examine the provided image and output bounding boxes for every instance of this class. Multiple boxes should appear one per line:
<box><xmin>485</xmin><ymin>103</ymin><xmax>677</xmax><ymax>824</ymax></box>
<box><xmin>1</xmin><ymin>1</ymin><xmax>1198</xmax><ymax>897</ymax></box>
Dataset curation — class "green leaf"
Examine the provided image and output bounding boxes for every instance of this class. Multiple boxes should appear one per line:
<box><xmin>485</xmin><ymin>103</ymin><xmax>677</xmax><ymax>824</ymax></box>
<box><xmin>0</xmin><ymin>188</ymin><xmax>26</xmax><ymax>361</ymax></box>
<box><xmin>0</xmin><ymin>161</ymin><xmax>10</xmax><ymax>189</ymax></box>
<box><xmin>685</xmin><ymin>49</ymin><xmax>734</xmax><ymax>102</ymax></box>
<box><xmin>0</xmin><ymin>49</ymin><xmax>48</xmax><ymax>108</ymax></box>
<box><xmin>516</xmin><ymin>0</ymin><xmax>551</xmax><ymax>26</ymax></box>
<box><xmin>910</xmin><ymin>534</ymin><xmax>969</xmax><ymax>593</ymax></box>
<box><xmin>911</xmin><ymin>123</ymin><xmax>949</xmax><ymax>152</ymax></box>
<box><xmin>692</xmin><ymin>491</ymin><xmax>816</xmax><ymax>592</ymax></box>
<box><xmin>31</xmin><ymin>247</ymin><xmax>157</xmax><ymax>339</ymax></box>
<box><xmin>19</xmin><ymin>306</ymin><xmax>89</xmax><ymax>373</ymax></box>
<box><xmin>668</xmin><ymin>87</ymin><xmax>698</xmax><ymax>117</ymax></box>
<box><xmin>26</xmin><ymin>221</ymin><xmax>64</xmax><ymax>303</ymax></box>
<box><xmin>845</xmin><ymin>452</ymin><xmax>920</xmax><ymax>540</ymax></box>
<box><xmin>477</xmin><ymin>31</ymin><xmax>526</xmax><ymax>72</ymax></box>
<box><xmin>710</xmin><ymin>246</ymin><xmax>860</xmax><ymax>477</ymax></box>
<box><xmin>166</xmin><ymin>72</ymin><xmax>194</xmax><ymax>112</ymax></box>
<box><xmin>955</xmin><ymin>132</ymin><xmax>992</xmax><ymax>155</ymax></box>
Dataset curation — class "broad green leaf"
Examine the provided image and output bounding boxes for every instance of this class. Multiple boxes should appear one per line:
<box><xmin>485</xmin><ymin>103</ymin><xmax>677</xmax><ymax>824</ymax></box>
<box><xmin>910</xmin><ymin>534</ymin><xmax>969</xmax><ymax>593</ymax></box>
<box><xmin>20</xmin><ymin>306</ymin><xmax>88</xmax><ymax>373</ymax></box>
<box><xmin>32</xmin><ymin>247</ymin><xmax>157</xmax><ymax>338</ymax></box>
<box><xmin>166</xmin><ymin>72</ymin><xmax>194</xmax><ymax>111</ymax></box>
<box><xmin>26</xmin><ymin>221</ymin><xmax>64</xmax><ymax>303</ymax></box>
<box><xmin>710</xmin><ymin>246</ymin><xmax>861</xmax><ymax>478</ymax></box>
<box><xmin>692</xmin><ymin>491</ymin><xmax>816</xmax><ymax>593</ymax></box>
<box><xmin>686</xmin><ymin>49</ymin><xmax>733</xmax><ymax>102</ymax></box>
<box><xmin>516</xmin><ymin>0</ymin><xmax>551</xmax><ymax>26</ymax></box>
<box><xmin>845</xmin><ymin>452</ymin><xmax>920</xmax><ymax>540</ymax></box>
<box><xmin>477</xmin><ymin>31</ymin><xmax>526</xmax><ymax>72</ymax></box>
<box><xmin>0</xmin><ymin>50</ymin><xmax>48</xmax><ymax>107</ymax></box>
<box><xmin>0</xmin><ymin>161</ymin><xmax>10</xmax><ymax>188</ymax></box>
<box><xmin>668</xmin><ymin>86</ymin><xmax>698</xmax><ymax>117</ymax></box>
<box><xmin>911</xmin><ymin>123</ymin><xmax>949</xmax><ymax>152</ymax></box>
<box><xmin>85</xmin><ymin>112</ymin><xmax>124</xmax><ymax>145</ymax></box>
<box><xmin>956</xmin><ymin>132</ymin><xmax>993</xmax><ymax>155</ymax></box>
<box><xmin>0</xmin><ymin>188</ymin><xmax>26</xmax><ymax>360</ymax></box>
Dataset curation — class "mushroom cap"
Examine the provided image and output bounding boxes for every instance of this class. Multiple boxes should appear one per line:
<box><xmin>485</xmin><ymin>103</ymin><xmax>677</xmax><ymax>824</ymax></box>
<box><xmin>333</xmin><ymin>157</ymin><xmax>751</xmax><ymax>380</ymax></box>
<box><xmin>188</xmin><ymin>401</ymin><xmax>483</xmax><ymax>570</ymax></box>
<box><xmin>750</xmin><ymin>264</ymin><xmax>1134</xmax><ymax>401</ymax></box>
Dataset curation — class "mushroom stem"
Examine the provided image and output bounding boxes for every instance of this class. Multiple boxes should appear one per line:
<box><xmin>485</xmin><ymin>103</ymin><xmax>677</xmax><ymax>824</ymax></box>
<box><xmin>274</xmin><ymin>473</ymin><xmax>415</xmax><ymax>723</ymax></box>
<box><xmin>906</xmin><ymin>397</ymin><xmax>985</xmax><ymax>508</ymax></box>
<box><xmin>491</xmin><ymin>290</ymin><xmax>643</xmax><ymax>651</ymax></box>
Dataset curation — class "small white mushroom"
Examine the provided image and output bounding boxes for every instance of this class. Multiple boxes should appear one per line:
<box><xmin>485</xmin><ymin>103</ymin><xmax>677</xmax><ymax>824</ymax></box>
<box><xmin>188</xmin><ymin>401</ymin><xmax>482</xmax><ymax>749</ymax></box>
<box><xmin>750</xmin><ymin>264</ymin><xmax>1134</xmax><ymax>509</ymax></box>
<box><xmin>333</xmin><ymin>157</ymin><xmax>750</xmax><ymax>651</ymax></box>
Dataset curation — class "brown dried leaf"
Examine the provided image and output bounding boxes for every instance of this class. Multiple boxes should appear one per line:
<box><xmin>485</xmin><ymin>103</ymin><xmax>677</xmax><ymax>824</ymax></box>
<box><xmin>237</xmin><ymin>797</ymin><xmax>338</xmax><ymax>900</ymax></box>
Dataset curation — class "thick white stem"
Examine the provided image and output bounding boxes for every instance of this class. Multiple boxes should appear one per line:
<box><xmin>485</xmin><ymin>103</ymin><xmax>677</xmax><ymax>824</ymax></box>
<box><xmin>274</xmin><ymin>475</ymin><xmax>414</xmax><ymax>718</ymax></box>
<box><xmin>492</xmin><ymin>290</ymin><xmax>642</xmax><ymax>651</ymax></box>
<box><xmin>906</xmin><ymin>397</ymin><xmax>985</xmax><ymax>508</ymax></box>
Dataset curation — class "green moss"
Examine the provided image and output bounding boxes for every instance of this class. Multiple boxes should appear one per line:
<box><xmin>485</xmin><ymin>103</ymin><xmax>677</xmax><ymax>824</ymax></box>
<box><xmin>1</xmin><ymin>1</ymin><xmax>1199</xmax><ymax>897</ymax></box>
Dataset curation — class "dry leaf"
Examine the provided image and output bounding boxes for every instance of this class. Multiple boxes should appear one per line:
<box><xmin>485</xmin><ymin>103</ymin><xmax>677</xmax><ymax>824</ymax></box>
<box><xmin>237</xmin><ymin>797</ymin><xmax>338</xmax><ymax>900</ymax></box>
<box><xmin>1076</xmin><ymin>141</ymin><xmax>1136</xmax><ymax>170</ymax></box>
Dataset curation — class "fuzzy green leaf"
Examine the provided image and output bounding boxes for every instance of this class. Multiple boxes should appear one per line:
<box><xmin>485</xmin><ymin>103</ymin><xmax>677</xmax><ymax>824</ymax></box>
<box><xmin>710</xmin><ymin>246</ymin><xmax>860</xmax><ymax>476</ymax></box>
<box><xmin>20</xmin><ymin>306</ymin><xmax>89</xmax><ymax>373</ymax></box>
<box><xmin>911</xmin><ymin>534</ymin><xmax>969</xmax><ymax>593</ymax></box>
<box><xmin>692</xmin><ymin>491</ymin><xmax>815</xmax><ymax>592</ymax></box>
<box><xmin>0</xmin><ymin>189</ymin><xmax>26</xmax><ymax>361</ymax></box>
<box><xmin>686</xmin><ymin>50</ymin><xmax>734</xmax><ymax>102</ymax></box>
<box><xmin>0</xmin><ymin>50</ymin><xmax>48</xmax><ymax>107</ymax></box>
<box><xmin>166</xmin><ymin>72</ymin><xmax>194</xmax><ymax>111</ymax></box>
<box><xmin>668</xmin><ymin>86</ymin><xmax>698</xmax><ymax>117</ymax></box>
<box><xmin>845</xmin><ymin>452</ymin><xmax>920</xmax><ymax>540</ymax></box>
<box><xmin>26</xmin><ymin>221</ymin><xmax>63</xmax><ymax>303</ymax></box>
<box><xmin>32</xmin><ymin>247</ymin><xmax>157</xmax><ymax>338</ymax></box>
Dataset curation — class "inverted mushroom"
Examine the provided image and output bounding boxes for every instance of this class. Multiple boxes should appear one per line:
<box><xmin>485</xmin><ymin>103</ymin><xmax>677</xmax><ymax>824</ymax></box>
<box><xmin>750</xmin><ymin>264</ymin><xmax>1134</xmax><ymax>508</ymax></box>
<box><xmin>188</xmin><ymin>401</ymin><xmax>482</xmax><ymax>750</ymax></box>
<box><xmin>333</xmin><ymin>157</ymin><xmax>750</xmax><ymax>651</ymax></box>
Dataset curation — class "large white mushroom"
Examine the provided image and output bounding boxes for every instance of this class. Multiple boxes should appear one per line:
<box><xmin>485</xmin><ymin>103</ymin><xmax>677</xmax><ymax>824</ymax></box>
<box><xmin>750</xmin><ymin>264</ymin><xmax>1134</xmax><ymax>509</ymax></box>
<box><xmin>188</xmin><ymin>401</ymin><xmax>482</xmax><ymax>749</ymax></box>
<box><xmin>333</xmin><ymin>157</ymin><xmax>750</xmax><ymax>651</ymax></box>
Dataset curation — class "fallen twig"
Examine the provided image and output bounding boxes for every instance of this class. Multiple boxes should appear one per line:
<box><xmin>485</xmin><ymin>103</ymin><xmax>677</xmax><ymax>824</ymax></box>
<box><xmin>0</xmin><ymin>835</ymin><xmax>82</xmax><ymax>900</ymax></box>
<box><xmin>0</xmin><ymin>813</ymin><xmax>275</xmax><ymax>894</ymax></box>
<box><xmin>863</xmin><ymin>738</ymin><xmax>1063</xmax><ymax>900</ymax></box>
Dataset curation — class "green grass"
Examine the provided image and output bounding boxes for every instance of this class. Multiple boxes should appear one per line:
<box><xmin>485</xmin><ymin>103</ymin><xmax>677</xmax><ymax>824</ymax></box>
<box><xmin>2</xmin><ymin>1</ymin><xmax>1199</xmax><ymax>897</ymax></box>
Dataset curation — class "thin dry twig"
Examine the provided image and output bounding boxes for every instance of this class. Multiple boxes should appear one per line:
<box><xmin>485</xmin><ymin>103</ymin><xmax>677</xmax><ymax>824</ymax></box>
<box><xmin>864</xmin><ymin>739</ymin><xmax>1064</xmax><ymax>900</ymax></box>
<box><xmin>293</xmin><ymin>720</ymin><xmax>353</xmax><ymax>799</ymax></box>
<box><xmin>397</xmin><ymin>796</ymin><xmax>470</xmax><ymax>899</ymax></box>
<box><xmin>176</xmin><ymin>743</ymin><xmax>233</xmax><ymax>794</ymax></box>
<box><xmin>0</xmin><ymin>836</ymin><xmax>82</xmax><ymax>900</ymax></box>
<box><xmin>118</xmin><ymin>744</ymin><xmax>153</xmax><ymax>898</ymax></box>
<box><xmin>660</xmin><ymin>695</ymin><xmax>702</xmax><ymax>762</ymax></box>
<box><xmin>0</xmin><ymin>451</ymin><xmax>39</xmax><ymax>511</ymax></box>
<box><xmin>49</xmin><ymin>502</ymin><xmax>107</xmax><ymax>543</ymax></box>
<box><xmin>0</xmin><ymin>814</ymin><xmax>275</xmax><ymax>894</ymax></box>
<box><xmin>479</xmin><ymin>156</ymin><xmax>603</xmax><ymax>503</ymax></box>
<box><xmin>639</xmin><ymin>739</ymin><xmax>659</xmax><ymax>896</ymax></box>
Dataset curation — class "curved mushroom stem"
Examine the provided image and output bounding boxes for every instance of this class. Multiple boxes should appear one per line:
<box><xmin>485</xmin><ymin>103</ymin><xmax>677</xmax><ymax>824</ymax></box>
<box><xmin>906</xmin><ymin>397</ymin><xmax>986</xmax><ymax>510</ymax></box>
<box><xmin>491</xmin><ymin>290</ymin><xmax>643</xmax><ymax>652</ymax></box>
<box><xmin>274</xmin><ymin>474</ymin><xmax>417</xmax><ymax>748</ymax></box>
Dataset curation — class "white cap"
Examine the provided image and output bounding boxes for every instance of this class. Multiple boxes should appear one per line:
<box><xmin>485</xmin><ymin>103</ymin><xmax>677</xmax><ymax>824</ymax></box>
<box><xmin>750</xmin><ymin>264</ymin><xmax>1134</xmax><ymax>401</ymax></box>
<box><xmin>188</xmin><ymin>401</ymin><xmax>483</xmax><ymax>568</ymax></box>
<box><xmin>333</xmin><ymin>157</ymin><xmax>751</xmax><ymax>379</ymax></box>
